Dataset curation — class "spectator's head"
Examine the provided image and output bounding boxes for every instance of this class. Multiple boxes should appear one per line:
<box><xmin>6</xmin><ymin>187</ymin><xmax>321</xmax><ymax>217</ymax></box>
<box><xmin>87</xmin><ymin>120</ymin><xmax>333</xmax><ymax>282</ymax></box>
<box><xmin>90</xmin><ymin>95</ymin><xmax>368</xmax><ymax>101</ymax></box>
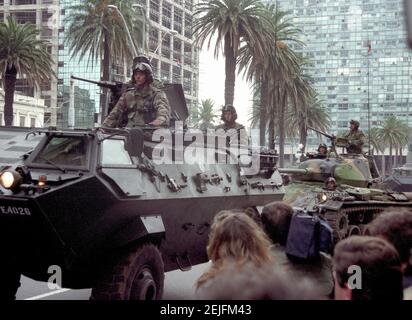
<box><xmin>244</xmin><ymin>207</ymin><xmax>262</xmax><ymax>228</ymax></box>
<box><xmin>196</xmin><ymin>262</ymin><xmax>322</xmax><ymax>300</ymax></box>
<box><xmin>261</xmin><ymin>202</ymin><xmax>293</xmax><ymax>246</ymax></box>
<box><xmin>369</xmin><ymin>208</ymin><xmax>412</xmax><ymax>273</ymax></box>
<box><xmin>206</xmin><ymin>210</ymin><xmax>273</xmax><ymax>266</ymax></box>
<box><xmin>333</xmin><ymin>236</ymin><xmax>403</xmax><ymax>300</ymax></box>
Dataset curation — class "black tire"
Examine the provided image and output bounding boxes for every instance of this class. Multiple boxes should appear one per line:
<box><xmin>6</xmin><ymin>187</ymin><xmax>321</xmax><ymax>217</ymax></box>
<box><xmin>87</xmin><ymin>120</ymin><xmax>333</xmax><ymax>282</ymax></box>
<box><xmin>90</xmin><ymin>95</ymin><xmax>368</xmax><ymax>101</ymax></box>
<box><xmin>0</xmin><ymin>268</ymin><xmax>21</xmax><ymax>300</ymax></box>
<box><xmin>90</xmin><ymin>244</ymin><xmax>164</xmax><ymax>300</ymax></box>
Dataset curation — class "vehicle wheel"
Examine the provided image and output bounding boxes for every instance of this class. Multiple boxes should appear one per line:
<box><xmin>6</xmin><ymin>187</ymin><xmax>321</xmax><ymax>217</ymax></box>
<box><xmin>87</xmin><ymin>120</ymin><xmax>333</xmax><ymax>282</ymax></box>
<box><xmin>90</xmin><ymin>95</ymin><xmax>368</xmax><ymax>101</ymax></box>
<box><xmin>324</xmin><ymin>211</ymin><xmax>348</xmax><ymax>242</ymax></box>
<box><xmin>348</xmin><ymin>225</ymin><xmax>362</xmax><ymax>237</ymax></box>
<box><xmin>90</xmin><ymin>244</ymin><xmax>164</xmax><ymax>300</ymax></box>
<box><xmin>0</xmin><ymin>268</ymin><xmax>21</xmax><ymax>300</ymax></box>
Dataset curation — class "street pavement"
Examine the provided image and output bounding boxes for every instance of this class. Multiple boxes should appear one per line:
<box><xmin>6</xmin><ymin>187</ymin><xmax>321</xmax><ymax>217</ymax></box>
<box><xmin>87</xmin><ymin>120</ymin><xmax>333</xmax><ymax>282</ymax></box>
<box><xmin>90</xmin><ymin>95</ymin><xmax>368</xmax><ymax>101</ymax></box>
<box><xmin>16</xmin><ymin>262</ymin><xmax>210</xmax><ymax>300</ymax></box>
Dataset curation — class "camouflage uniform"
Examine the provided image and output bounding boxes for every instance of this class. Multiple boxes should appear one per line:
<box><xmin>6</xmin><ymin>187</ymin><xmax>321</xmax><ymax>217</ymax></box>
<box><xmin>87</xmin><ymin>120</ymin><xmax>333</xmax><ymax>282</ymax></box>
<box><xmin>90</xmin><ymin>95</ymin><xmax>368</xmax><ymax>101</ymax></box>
<box><xmin>343</xmin><ymin>129</ymin><xmax>366</xmax><ymax>154</ymax></box>
<box><xmin>103</xmin><ymin>84</ymin><xmax>170</xmax><ymax>128</ymax></box>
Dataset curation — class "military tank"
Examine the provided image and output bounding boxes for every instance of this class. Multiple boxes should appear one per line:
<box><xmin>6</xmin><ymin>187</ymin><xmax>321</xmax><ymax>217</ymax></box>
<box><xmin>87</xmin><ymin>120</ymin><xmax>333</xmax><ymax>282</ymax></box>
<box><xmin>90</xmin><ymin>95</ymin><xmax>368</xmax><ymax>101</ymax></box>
<box><xmin>0</xmin><ymin>83</ymin><xmax>284</xmax><ymax>300</ymax></box>
<box><xmin>279</xmin><ymin>127</ymin><xmax>412</xmax><ymax>243</ymax></box>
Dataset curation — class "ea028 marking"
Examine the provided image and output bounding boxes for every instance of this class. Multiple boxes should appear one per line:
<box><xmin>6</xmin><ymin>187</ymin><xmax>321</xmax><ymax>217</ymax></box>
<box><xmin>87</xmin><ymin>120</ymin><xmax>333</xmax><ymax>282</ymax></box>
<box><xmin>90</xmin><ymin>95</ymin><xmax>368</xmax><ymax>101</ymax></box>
<box><xmin>0</xmin><ymin>205</ymin><xmax>32</xmax><ymax>216</ymax></box>
<box><xmin>0</xmin><ymin>199</ymin><xmax>33</xmax><ymax>216</ymax></box>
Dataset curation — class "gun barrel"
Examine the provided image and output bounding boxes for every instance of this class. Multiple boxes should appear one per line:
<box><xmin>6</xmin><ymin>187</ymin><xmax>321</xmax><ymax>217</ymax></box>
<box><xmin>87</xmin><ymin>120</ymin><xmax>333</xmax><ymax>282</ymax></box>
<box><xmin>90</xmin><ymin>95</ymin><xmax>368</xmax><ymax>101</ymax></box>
<box><xmin>278</xmin><ymin>168</ymin><xmax>309</xmax><ymax>175</ymax></box>
<box><xmin>70</xmin><ymin>75</ymin><xmax>115</xmax><ymax>88</ymax></box>
<box><xmin>307</xmin><ymin>126</ymin><xmax>334</xmax><ymax>140</ymax></box>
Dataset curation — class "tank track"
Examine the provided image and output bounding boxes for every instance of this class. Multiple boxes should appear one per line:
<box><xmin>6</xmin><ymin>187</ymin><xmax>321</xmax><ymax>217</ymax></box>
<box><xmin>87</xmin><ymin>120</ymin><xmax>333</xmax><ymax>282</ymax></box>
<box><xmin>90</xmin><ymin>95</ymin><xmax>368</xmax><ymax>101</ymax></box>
<box><xmin>323</xmin><ymin>204</ymin><xmax>411</xmax><ymax>243</ymax></box>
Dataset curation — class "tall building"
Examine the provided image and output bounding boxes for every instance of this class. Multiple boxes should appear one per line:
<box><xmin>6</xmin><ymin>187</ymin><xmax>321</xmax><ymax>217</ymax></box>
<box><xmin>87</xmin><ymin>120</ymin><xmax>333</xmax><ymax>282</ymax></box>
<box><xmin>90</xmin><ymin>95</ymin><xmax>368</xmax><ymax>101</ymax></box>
<box><xmin>142</xmin><ymin>0</ymin><xmax>199</xmax><ymax>117</ymax></box>
<box><xmin>0</xmin><ymin>0</ymin><xmax>60</xmax><ymax>126</ymax></box>
<box><xmin>275</xmin><ymin>0</ymin><xmax>412</xmax><ymax>135</ymax></box>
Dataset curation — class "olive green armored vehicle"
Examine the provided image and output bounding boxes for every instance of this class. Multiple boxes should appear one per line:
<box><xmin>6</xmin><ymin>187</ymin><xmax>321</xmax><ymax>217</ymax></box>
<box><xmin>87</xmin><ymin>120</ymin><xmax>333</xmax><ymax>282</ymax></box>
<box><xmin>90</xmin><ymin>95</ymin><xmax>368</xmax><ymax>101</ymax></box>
<box><xmin>0</xmin><ymin>84</ymin><xmax>284</xmax><ymax>300</ymax></box>
<box><xmin>279</xmin><ymin>128</ymin><xmax>412</xmax><ymax>242</ymax></box>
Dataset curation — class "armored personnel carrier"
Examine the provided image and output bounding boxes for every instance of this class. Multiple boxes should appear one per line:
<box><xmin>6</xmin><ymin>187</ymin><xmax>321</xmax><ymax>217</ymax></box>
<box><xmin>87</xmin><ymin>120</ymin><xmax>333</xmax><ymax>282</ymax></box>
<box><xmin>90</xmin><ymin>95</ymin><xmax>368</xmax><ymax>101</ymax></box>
<box><xmin>382</xmin><ymin>164</ymin><xmax>412</xmax><ymax>192</ymax></box>
<box><xmin>0</xmin><ymin>84</ymin><xmax>284</xmax><ymax>300</ymax></box>
<box><xmin>279</xmin><ymin>127</ymin><xmax>412</xmax><ymax>242</ymax></box>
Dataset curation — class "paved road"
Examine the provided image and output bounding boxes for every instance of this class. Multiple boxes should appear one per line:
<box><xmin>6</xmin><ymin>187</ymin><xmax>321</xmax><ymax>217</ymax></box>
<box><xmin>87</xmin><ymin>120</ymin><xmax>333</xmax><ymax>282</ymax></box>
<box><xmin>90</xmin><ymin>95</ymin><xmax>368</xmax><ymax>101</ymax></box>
<box><xmin>17</xmin><ymin>262</ymin><xmax>210</xmax><ymax>300</ymax></box>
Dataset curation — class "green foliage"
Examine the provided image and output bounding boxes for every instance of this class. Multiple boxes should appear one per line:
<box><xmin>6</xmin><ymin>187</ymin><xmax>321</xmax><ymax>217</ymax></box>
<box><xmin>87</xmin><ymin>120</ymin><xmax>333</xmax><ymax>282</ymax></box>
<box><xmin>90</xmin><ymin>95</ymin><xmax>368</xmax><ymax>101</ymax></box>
<box><xmin>0</xmin><ymin>16</ymin><xmax>54</xmax><ymax>85</ymax></box>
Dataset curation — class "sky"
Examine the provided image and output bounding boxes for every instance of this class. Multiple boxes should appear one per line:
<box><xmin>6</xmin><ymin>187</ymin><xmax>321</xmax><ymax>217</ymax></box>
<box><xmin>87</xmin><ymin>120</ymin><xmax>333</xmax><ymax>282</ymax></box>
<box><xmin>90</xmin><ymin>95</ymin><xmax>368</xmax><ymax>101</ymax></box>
<box><xmin>197</xmin><ymin>45</ymin><xmax>254</xmax><ymax>127</ymax></box>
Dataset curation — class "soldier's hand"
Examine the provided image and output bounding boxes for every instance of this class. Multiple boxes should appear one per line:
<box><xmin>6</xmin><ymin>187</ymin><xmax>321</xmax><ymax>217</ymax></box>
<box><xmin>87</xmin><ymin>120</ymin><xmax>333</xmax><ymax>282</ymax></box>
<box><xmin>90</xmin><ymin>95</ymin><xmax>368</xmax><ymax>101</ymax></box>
<box><xmin>148</xmin><ymin>119</ymin><xmax>164</xmax><ymax>127</ymax></box>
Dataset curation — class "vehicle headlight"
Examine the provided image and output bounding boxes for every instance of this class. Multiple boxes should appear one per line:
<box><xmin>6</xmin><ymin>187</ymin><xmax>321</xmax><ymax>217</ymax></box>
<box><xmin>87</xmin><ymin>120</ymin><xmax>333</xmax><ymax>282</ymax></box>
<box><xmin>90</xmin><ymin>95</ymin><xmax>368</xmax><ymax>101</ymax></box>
<box><xmin>0</xmin><ymin>170</ymin><xmax>22</xmax><ymax>190</ymax></box>
<box><xmin>318</xmin><ymin>192</ymin><xmax>328</xmax><ymax>203</ymax></box>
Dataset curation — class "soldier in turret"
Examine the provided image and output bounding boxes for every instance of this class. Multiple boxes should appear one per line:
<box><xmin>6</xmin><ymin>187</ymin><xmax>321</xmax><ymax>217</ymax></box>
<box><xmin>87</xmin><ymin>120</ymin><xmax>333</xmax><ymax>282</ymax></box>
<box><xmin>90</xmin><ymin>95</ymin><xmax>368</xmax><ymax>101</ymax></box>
<box><xmin>103</xmin><ymin>61</ymin><xmax>170</xmax><ymax>128</ymax></box>
<box><xmin>215</xmin><ymin>105</ymin><xmax>248</xmax><ymax>146</ymax></box>
<box><xmin>343</xmin><ymin>120</ymin><xmax>366</xmax><ymax>154</ymax></box>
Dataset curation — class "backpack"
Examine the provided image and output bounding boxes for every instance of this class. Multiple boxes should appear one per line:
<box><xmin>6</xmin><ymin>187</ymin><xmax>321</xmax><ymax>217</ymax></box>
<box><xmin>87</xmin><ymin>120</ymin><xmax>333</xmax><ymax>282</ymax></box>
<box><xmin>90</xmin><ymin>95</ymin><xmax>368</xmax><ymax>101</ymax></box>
<box><xmin>285</xmin><ymin>209</ymin><xmax>333</xmax><ymax>261</ymax></box>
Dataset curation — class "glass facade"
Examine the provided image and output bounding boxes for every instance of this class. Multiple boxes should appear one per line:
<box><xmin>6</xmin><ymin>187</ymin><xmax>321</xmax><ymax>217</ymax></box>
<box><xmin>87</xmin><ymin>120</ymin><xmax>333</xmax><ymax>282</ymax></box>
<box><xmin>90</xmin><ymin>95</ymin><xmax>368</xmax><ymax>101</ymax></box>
<box><xmin>58</xmin><ymin>0</ymin><xmax>101</xmax><ymax>128</ymax></box>
<box><xmin>276</xmin><ymin>0</ymin><xmax>412</xmax><ymax>133</ymax></box>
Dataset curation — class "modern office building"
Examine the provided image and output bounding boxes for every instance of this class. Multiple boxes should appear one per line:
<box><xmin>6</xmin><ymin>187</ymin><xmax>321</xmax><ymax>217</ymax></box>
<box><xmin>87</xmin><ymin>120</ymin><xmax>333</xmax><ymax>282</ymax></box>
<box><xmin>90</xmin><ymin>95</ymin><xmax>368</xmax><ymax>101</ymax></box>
<box><xmin>141</xmin><ymin>0</ymin><xmax>199</xmax><ymax>117</ymax></box>
<box><xmin>275</xmin><ymin>0</ymin><xmax>412</xmax><ymax>135</ymax></box>
<box><xmin>0</xmin><ymin>0</ymin><xmax>60</xmax><ymax>126</ymax></box>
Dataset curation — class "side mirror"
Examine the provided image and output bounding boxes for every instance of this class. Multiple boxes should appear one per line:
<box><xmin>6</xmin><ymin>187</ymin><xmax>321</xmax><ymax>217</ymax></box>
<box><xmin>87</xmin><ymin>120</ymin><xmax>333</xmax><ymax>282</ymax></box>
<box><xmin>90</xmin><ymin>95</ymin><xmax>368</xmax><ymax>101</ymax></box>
<box><xmin>126</xmin><ymin>128</ymin><xmax>144</xmax><ymax>157</ymax></box>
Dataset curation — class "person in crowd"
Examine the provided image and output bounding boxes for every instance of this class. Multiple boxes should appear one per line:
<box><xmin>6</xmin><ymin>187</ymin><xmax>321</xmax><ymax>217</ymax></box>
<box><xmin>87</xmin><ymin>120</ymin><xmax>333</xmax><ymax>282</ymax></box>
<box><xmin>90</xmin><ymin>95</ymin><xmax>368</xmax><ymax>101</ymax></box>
<box><xmin>333</xmin><ymin>235</ymin><xmax>403</xmax><ymax>300</ymax></box>
<box><xmin>196</xmin><ymin>261</ymin><xmax>322</xmax><ymax>300</ymax></box>
<box><xmin>343</xmin><ymin>120</ymin><xmax>365</xmax><ymax>154</ymax></box>
<box><xmin>195</xmin><ymin>210</ymin><xmax>274</xmax><ymax>296</ymax></box>
<box><xmin>260</xmin><ymin>202</ymin><xmax>334</xmax><ymax>298</ymax></box>
<box><xmin>368</xmin><ymin>208</ymin><xmax>412</xmax><ymax>297</ymax></box>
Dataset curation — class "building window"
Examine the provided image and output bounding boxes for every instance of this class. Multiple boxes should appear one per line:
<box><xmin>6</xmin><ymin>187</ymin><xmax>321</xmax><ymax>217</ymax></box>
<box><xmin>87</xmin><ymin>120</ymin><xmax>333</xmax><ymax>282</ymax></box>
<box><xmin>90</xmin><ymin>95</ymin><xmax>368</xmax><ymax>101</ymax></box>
<box><xmin>0</xmin><ymin>113</ymin><xmax>3</xmax><ymax>126</ymax></box>
<box><xmin>174</xmin><ymin>8</ymin><xmax>183</xmax><ymax>34</ymax></box>
<box><xmin>161</xmin><ymin>62</ymin><xmax>170</xmax><ymax>82</ymax></box>
<box><xmin>42</xmin><ymin>10</ymin><xmax>53</xmax><ymax>23</ymax></box>
<box><xmin>19</xmin><ymin>116</ymin><xmax>26</xmax><ymax>127</ymax></box>
<box><xmin>149</xmin><ymin>29</ymin><xmax>159</xmax><ymax>53</ymax></box>
<box><xmin>161</xmin><ymin>33</ymin><xmax>171</xmax><ymax>58</ymax></box>
<box><xmin>183</xmin><ymin>70</ymin><xmax>191</xmax><ymax>93</ymax></box>
<box><xmin>185</xmin><ymin>0</ymin><xmax>193</xmax><ymax>11</ymax></box>
<box><xmin>149</xmin><ymin>0</ymin><xmax>160</xmax><ymax>23</ymax></box>
<box><xmin>173</xmin><ymin>38</ymin><xmax>182</xmax><ymax>62</ymax></box>
<box><xmin>15</xmin><ymin>79</ymin><xmax>34</xmax><ymax>97</ymax></box>
<box><xmin>173</xmin><ymin>65</ymin><xmax>181</xmax><ymax>83</ymax></box>
<box><xmin>12</xmin><ymin>11</ymin><xmax>36</xmax><ymax>25</ymax></box>
<box><xmin>184</xmin><ymin>15</ymin><xmax>192</xmax><ymax>39</ymax></box>
<box><xmin>162</xmin><ymin>1</ymin><xmax>172</xmax><ymax>29</ymax></box>
<box><xmin>151</xmin><ymin>58</ymin><xmax>159</xmax><ymax>77</ymax></box>
<box><xmin>30</xmin><ymin>117</ymin><xmax>36</xmax><ymax>128</ymax></box>
<box><xmin>184</xmin><ymin>43</ymin><xmax>192</xmax><ymax>66</ymax></box>
<box><xmin>13</xmin><ymin>0</ymin><xmax>36</xmax><ymax>4</ymax></box>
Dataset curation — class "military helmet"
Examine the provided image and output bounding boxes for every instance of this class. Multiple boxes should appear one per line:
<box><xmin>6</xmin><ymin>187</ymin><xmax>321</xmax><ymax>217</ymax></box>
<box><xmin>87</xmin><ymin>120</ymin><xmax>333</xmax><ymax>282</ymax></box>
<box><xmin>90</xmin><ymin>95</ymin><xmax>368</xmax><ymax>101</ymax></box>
<box><xmin>221</xmin><ymin>104</ymin><xmax>238</xmax><ymax>121</ymax></box>
<box><xmin>133</xmin><ymin>55</ymin><xmax>151</xmax><ymax>66</ymax></box>
<box><xmin>132</xmin><ymin>62</ymin><xmax>154</xmax><ymax>84</ymax></box>
<box><xmin>318</xmin><ymin>143</ymin><xmax>327</xmax><ymax>152</ymax></box>
<box><xmin>325</xmin><ymin>177</ymin><xmax>336</xmax><ymax>186</ymax></box>
<box><xmin>349</xmin><ymin>119</ymin><xmax>360</xmax><ymax>128</ymax></box>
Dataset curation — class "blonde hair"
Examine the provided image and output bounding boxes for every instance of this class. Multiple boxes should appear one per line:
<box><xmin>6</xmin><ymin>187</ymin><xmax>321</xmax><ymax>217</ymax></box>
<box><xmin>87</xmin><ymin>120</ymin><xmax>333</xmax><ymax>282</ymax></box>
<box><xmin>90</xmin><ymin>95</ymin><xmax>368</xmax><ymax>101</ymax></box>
<box><xmin>197</xmin><ymin>210</ymin><xmax>274</xmax><ymax>288</ymax></box>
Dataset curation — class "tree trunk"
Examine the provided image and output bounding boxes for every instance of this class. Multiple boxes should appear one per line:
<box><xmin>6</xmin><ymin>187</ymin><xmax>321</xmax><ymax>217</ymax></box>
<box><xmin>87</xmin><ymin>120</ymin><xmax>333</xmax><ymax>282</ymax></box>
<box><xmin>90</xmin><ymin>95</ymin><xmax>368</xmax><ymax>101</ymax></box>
<box><xmin>224</xmin><ymin>33</ymin><xmax>236</xmax><ymax>106</ymax></box>
<box><xmin>381</xmin><ymin>153</ymin><xmax>386</xmax><ymax>176</ymax></box>
<box><xmin>278</xmin><ymin>88</ymin><xmax>287</xmax><ymax>168</ymax></box>
<box><xmin>100</xmin><ymin>31</ymin><xmax>110</xmax><ymax>121</ymax></box>
<box><xmin>299</xmin><ymin>111</ymin><xmax>307</xmax><ymax>153</ymax></box>
<box><xmin>394</xmin><ymin>147</ymin><xmax>398</xmax><ymax>168</ymax></box>
<box><xmin>3</xmin><ymin>66</ymin><xmax>18</xmax><ymax>126</ymax></box>
<box><xmin>400</xmin><ymin>147</ymin><xmax>403</xmax><ymax>166</ymax></box>
<box><xmin>260</xmin><ymin>80</ymin><xmax>268</xmax><ymax>146</ymax></box>
<box><xmin>389</xmin><ymin>143</ymin><xmax>393</xmax><ymax>171</ymax></box>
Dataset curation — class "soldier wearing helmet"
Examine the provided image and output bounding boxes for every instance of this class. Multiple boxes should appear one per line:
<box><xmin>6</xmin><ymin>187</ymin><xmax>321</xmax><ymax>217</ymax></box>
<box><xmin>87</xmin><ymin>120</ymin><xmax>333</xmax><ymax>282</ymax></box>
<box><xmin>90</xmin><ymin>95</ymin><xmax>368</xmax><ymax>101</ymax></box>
<box><xmin>317</xmin><ymin>143</ymin><xmax>328</xmax><ymax>158</ymax></box>
<box><xmin>325</xmin><ymin>177</ymin><xmax>337</xmax><ymax>191</ymax></box>
<box><xmin>215</xmin><ymin>105</ymin><xmax>248</xmax><ymax>146</ymax></box>
<box><xmin>103</xmin><ymin>60</ymin><xmax>170</xmax><ymax>128</ymax></box>
<box><xmin>216</xmin><ymin>105</ymin><xmax>244</xmax><ymax>131</ymax></box>
<box><xmin>343</xmin><ymin>120</ymin><xmax>365</xmax><ymax>154</ymax></box>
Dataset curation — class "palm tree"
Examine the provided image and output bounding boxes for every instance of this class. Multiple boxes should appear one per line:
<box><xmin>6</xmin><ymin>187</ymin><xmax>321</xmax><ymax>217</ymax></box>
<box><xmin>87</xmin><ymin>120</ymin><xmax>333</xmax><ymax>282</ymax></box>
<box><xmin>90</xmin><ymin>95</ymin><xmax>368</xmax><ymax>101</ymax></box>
<box><xmin>65</xmin><ymin>0</ymin><xmax>141</xmax><ymax>118</ymax></box>
<box><xmin>0</xmin><ymin>17</ymin><xmax>54</xmax><ymax>126</ymax></box>
<box><xmin>196</xmin><ymin>98</ymin><xmax>218</xmax><ymax>130</ymax></box>
<box><xmin>193</xmin><ymin>0</ymin><xmax>270</xmax><ymax>106</ymax></box>
<box><xmin>238</xmin><ymin>4</ymin><xmax>302</xmax><ymax>147</ymax></box>
<box><xmin>378</xmin><ymin>115</ymin><xmax>408</xmax><ymax>170</ymax></box>
<box><xmin>286</xmin><ymin>93</ymin><xmax>330</xmax><ymax>152</ymax></box>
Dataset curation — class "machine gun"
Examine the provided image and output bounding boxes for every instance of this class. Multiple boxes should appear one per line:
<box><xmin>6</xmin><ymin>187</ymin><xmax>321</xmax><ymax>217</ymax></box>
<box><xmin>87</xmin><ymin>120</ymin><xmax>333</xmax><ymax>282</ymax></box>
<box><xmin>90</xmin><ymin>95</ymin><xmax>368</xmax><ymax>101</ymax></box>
<box><xmin>70</xmin><ymin>75</ymin><xmax>131</xmax><ymax>118</ymax></box>
<box><xmin>307</xmin><ymin>126</ymin><xmax>349</xmax><ymax>159</ymax></box>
